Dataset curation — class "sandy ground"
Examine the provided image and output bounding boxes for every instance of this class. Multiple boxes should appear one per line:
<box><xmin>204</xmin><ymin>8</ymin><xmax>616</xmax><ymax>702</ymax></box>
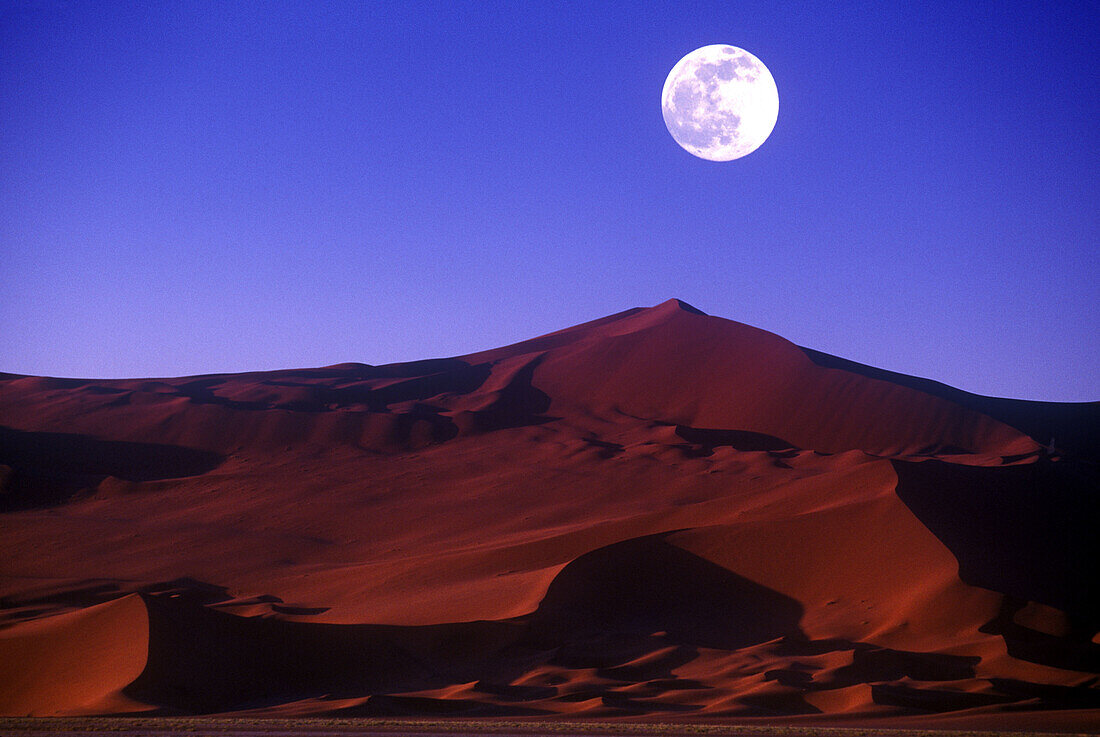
<box><xmin>4</xmin><ymin>726</ymin><xmax>1095</xmax><ymax>737</ymax></box>
<box><xmin>1</xmin><ymin>300</ymin><xmax>1097</xmax><ymax>730</ymax></box>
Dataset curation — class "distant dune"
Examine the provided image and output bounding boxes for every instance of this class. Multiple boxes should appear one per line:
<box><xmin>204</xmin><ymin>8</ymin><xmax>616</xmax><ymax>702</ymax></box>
<box><xmin>1</xmin><ymin>299</ymin><xmax>1097</xmax><ymax>730</ymax></box>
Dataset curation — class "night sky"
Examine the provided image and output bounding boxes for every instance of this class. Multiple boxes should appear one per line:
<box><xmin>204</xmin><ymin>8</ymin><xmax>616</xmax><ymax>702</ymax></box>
<box><xmin>3</xmin><ymin>1</ymin><xmax>1096</xmax><ymax>401</ymax></box>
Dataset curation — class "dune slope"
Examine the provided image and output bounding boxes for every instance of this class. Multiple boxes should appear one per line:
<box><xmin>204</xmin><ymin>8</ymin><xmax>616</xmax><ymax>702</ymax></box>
<box><xmin>0</xmin><ymin>299</ymin><xmax>1096</xmax><ymax>729</ymax></box>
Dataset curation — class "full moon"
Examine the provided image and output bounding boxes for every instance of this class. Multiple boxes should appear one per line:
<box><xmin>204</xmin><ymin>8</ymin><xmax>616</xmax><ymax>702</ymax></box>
<box><xmin>661</xmin><ymin>45</ymin><xmax>779</xmax><ymax>162</ymax></box>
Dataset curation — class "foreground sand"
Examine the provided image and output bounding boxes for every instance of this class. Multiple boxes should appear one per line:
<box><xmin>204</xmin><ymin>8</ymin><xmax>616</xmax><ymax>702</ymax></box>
<box><xmin>0</xmin><ymin>300</ymin><xmax>1097</xmax><ymax>731</ymax></box>
<box><xmin>2</xmin><ymin>717</ymin><xmax>1098</xmax><ymax>735</ymax></box>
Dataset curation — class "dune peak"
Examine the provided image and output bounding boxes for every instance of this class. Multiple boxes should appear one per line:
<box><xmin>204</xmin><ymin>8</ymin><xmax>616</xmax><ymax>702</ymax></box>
<box><xmin>650</xmin><ymin>298</ymin><xmax>707</xmax><ymax>316</ymax></box>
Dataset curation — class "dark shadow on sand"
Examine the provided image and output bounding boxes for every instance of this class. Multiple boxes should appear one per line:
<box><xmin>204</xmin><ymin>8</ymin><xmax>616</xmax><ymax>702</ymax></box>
<box><xmin>0</xmin><ymin>426</ymin><xmax>225</xmax><ymax>510</ymax></box>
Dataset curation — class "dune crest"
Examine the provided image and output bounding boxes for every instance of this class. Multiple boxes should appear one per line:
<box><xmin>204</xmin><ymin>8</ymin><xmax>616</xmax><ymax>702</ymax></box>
<box><xmin>0</xmin><ymin>300</ymin><xmax>1096</xmax><ymax>728</ymax></box>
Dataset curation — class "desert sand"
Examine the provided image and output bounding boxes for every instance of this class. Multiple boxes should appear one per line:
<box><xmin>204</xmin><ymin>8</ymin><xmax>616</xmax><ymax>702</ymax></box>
<box><xmin>0</xmin><ymin>299</ymin><xmax>1097</xmax><ymax>730</ymax></box>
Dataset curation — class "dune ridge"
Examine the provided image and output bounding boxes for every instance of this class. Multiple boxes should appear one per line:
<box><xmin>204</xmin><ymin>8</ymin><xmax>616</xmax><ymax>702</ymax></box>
<box><xmin>0</xmin><ymin>299</ymin><xmax>1096</xmax><ymax>729</ymax></box>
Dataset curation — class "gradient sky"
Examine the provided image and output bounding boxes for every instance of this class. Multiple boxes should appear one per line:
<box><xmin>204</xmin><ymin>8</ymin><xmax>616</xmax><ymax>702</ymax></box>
<box><xmin>2</xmin><ymin>1</ymin><xmax>1097</xmax><ymax>401</ymax></box>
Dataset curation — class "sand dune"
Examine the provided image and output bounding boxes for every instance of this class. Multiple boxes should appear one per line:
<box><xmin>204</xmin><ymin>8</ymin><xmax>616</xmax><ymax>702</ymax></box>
<box><xmin>0</xmin><ymin>299</ymin><xmax>1096</xmax><ymax>728</ymax></box>
<box><xmin>0</xmin><ymin>594</ymin><xmax>149</xmax><ymax>715</ymax></box>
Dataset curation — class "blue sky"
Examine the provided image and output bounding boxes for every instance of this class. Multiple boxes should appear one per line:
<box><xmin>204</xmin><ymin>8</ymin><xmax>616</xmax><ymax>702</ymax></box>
<box><xmin>2</xmin><ymin>1</ymin><xmax>1096</xmax><ymax>400</ymax></box>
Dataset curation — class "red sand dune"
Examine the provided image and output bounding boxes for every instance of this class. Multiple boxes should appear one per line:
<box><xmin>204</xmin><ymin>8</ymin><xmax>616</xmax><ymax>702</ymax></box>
<box><xmin>0</xmin><ymin>299</ymin><xmax>1097</xmax><ymax>729</ymax></box>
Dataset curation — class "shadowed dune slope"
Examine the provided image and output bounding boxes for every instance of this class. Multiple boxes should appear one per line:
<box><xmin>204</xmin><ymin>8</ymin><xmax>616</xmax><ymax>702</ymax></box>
<box><xmin>892</xmin><ymin>458</ymin><xmax>1100</xmax><ymax>620</ymax></box>
<box><xmin>800</xmin><ymin>346</ymin><xmax>1100</xmax><ymax>462</ymax></box>
<box><xmin>0</xmin><ymin>299</ymin><xmax>1097</xmax><ymax>728</ymax></box>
